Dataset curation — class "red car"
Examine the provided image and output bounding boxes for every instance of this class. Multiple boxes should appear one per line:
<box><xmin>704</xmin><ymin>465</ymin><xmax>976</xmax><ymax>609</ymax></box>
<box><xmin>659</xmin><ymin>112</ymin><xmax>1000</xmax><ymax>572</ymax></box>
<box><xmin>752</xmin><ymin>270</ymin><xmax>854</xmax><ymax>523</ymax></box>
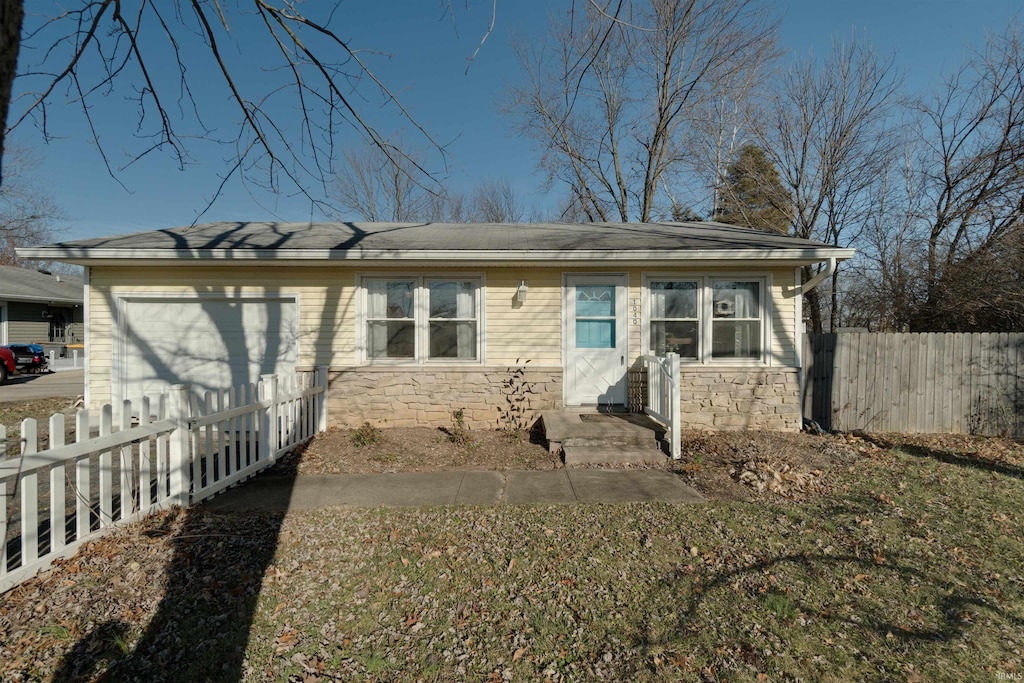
<box><xmin>0</xmin><ymin>347</ymin><xmax>15</xmax><ymax>384</ymax></box>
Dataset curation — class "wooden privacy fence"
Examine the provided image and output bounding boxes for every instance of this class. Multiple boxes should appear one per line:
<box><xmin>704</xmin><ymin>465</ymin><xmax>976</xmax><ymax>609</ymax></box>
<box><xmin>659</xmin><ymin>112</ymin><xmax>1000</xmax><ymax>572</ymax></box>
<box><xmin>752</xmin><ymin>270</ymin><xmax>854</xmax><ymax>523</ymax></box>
<box><xmin>0</xmin><ymin>368</ymin><xmax>328</xmax><ymax>594</ymax></box>
<box><xmin>803</xmin><ymin>333</ymin><xmax>1023</xmax><ymax>438</ymax></box>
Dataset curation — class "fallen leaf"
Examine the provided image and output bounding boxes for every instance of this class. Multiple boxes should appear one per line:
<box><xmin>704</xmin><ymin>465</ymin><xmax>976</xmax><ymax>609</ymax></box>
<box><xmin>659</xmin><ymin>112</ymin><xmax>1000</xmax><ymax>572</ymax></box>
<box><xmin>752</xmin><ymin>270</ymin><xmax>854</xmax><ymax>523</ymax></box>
<box><xmin>513</xmin><ymin>647</ymin><xmax>527</xmax><ymax>662</ymax></box>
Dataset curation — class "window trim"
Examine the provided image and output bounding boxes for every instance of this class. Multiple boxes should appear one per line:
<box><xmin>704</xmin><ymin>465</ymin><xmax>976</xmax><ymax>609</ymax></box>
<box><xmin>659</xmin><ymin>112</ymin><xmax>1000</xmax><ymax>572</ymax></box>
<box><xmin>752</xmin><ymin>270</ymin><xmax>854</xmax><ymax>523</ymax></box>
<box><xmin>642</xmin><ymin>272</ymin><xmax>773</xmax><ymax>366</ymax></box>
<box><xmin>648</xmin><ymin>279</ymin><xmax>702</xmax><ymax>361</ymax></box>
<box><xmin>356</xmin><ymin>272</ymin><xmax>486</xmax><ymax>365</ymax></box>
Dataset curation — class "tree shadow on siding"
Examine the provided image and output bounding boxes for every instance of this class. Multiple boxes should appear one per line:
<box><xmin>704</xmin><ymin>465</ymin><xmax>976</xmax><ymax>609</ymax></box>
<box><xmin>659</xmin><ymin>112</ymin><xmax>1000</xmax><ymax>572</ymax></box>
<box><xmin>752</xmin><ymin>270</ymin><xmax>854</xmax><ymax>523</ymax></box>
<box><xmin>50</xmin><ymin>226</ymin><xmax>338</xmax><ymax>681</ymax></box>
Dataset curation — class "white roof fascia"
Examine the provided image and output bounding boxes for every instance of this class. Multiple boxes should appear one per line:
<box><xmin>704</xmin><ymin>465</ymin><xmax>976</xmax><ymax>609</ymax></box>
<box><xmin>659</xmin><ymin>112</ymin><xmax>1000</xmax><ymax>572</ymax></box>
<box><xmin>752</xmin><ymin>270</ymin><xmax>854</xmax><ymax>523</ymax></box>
<box><xmin>0</xmin><ymin>294</ymin><xmax>82</xmax><ymax>304</ymax></box>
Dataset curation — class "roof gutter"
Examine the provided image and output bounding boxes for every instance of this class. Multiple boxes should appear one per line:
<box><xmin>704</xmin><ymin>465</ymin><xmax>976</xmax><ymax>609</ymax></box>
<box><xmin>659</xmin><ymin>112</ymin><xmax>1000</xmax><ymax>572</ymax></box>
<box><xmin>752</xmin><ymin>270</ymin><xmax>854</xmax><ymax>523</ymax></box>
<box><xmin>0</xmin><ymin>294</ymin><xmax>82</xmax><ymax>305</ymax></box>
<box><xmin>798</xmin><ymin>257</ymin><xmax>837</xmax><ymax>295</ymax></box>
<box><xmin>17</xmin><ymin>247</ymin><xmax>857</xmax><ymax>263</ymax></box>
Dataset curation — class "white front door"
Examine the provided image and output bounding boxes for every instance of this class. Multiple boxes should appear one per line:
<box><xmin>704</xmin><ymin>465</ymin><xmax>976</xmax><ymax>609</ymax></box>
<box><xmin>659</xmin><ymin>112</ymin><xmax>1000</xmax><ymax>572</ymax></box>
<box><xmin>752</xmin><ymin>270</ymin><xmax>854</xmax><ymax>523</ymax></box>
<box><xmin>564</xmin><ymin>274</ymin><xmax>628</xmax><ymax>406</ymax></box>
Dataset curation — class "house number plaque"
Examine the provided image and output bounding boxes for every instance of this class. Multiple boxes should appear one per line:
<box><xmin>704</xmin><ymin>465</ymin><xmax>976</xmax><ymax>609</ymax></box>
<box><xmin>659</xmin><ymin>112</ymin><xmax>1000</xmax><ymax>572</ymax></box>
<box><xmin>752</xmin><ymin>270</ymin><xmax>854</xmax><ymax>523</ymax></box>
<box><xmin>630</xmin><ymin>298</ymin><xmax>640</xmax><ymax>325</ymax></box>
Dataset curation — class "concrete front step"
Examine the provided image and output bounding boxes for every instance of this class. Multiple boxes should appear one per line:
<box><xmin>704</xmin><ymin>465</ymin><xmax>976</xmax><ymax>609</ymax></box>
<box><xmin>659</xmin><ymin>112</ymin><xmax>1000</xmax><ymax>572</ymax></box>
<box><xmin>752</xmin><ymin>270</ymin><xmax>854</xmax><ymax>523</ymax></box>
<box><xmin>563</xmin><ymin>433</ymin><xmax>658</xmax><ymax>448</ymax></box>
<box><xmin>541</xmin><ymin>410</ymin><xmax>668</xmax><ymax>458</ymax></box>
<box><xmin>563</xmin><ymin>445</ymin><xmax>667</xmax><ymax>467</ymax></box>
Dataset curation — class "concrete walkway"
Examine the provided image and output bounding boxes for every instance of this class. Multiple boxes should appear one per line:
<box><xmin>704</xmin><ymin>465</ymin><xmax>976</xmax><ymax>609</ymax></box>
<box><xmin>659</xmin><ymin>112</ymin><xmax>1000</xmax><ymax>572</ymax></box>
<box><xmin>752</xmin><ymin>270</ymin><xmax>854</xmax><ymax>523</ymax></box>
<box><xmin>202</xmin><ymin>469</ymin><xmax>705</xmax><ymax>511</ymax></box>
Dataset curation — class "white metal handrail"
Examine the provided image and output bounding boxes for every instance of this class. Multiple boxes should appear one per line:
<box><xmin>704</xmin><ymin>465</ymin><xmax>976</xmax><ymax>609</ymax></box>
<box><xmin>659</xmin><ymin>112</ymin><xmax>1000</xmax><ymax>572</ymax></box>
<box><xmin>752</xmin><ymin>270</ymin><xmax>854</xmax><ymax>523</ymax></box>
<box><xmin>641</xmin><ymin>353</ymin><xmax>681</xmax><ymax>460</ymax></box>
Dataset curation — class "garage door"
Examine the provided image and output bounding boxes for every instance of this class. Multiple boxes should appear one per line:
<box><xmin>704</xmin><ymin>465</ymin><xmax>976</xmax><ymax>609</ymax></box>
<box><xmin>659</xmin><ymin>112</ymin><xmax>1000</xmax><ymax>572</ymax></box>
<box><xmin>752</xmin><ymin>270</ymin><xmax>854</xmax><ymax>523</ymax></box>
<box><xmin>121</xmin><ymin>297</ymin><xmax>299</xmax><ymax>402</ymax></box>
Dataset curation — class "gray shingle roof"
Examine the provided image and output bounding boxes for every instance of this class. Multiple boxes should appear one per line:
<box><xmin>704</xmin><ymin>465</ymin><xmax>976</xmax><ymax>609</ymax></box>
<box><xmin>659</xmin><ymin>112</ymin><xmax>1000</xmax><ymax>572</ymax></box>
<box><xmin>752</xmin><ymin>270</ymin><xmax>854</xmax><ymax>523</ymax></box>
<box><xmin>0</xmin><ymin>265</ymin><xmax>83</xmax><ymax>304</ymax></box>
<box><xmin>17</xmin><ymin>221</ymin><xmax>854</xmax><ymax>264</ymax></box>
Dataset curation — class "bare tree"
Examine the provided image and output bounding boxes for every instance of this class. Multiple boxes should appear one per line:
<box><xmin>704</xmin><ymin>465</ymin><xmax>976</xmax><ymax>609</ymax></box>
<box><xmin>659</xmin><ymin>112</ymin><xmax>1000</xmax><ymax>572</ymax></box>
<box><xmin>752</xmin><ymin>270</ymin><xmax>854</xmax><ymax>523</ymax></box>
<box><xmin>1</xmin><ymin>1</ymin><xmax>491</xmax><ymax>210</ymax></box>
<box><xmin>675</xmin><ymin>26</ymin><xmax>779</xmax><ymax>218</ymax></box>
<box><xmin>333</xmin><ymin>147</ymin><xmax>529</xmax><ymax>223</ymax></box>
<box><xmin>907</xmin><ymin>23</ymin><xmax>1024</xmax><ymax>330</ymax></box>
<box><xmin>506</xmin><ymin>0</ymin><xmax>778</xmax><ymax>223</ymax></box>
<box><xmin>838</xmin><ymin>130</ymin><xmax>928</xmax><ymax>331</ymax></box>
<box><xmin>0</xmin><ymin>144</ymin><xmax>64</xmax><ymax>265</ymax></box>
<box><xmin>468</xmin><ymin>179</ymin><xmax>526</xmax><ymax>222</ymax></box>
<box><xmin>758</xmin><ymin>35</ymin><xmax>902</xmax><ymax>332</ymax></box>
<box><xmin>334</xmin><ymin>145</ymin><xmax>435</xmax><ymax>222</ymax></box>
<box><xmin>424</xmin><ymin>189</ymin><xmax>468</xmax><ymax>223</ymax></box>
<box><xmin>0</xmin><ymin>0</ymin><xmax>21</xmax><ymax>180</ymax></box>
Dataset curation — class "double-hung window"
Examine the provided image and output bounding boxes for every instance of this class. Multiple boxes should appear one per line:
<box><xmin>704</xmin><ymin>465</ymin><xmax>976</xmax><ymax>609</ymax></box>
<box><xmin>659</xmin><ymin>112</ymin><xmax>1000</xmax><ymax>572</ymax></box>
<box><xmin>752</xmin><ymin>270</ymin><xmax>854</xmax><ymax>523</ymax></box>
<box><xmin>647</xmin><ymin>276</ymin><xmax>766</xmax><ymax>364</ymax></box>
<box><xmin>363</xmin><ymin>276</ymin><xmax>481</xmax><ymax>363</ymax></box>
<box><xmin>366</xmin><ymin>279</ymin><xmax>416</xmax><ymax>359</ymax></box>
<box><xmin>710</xmin><ymin>280</ymin><xmax>761</xmax><ymax>360</ymax></box>
<box><xmin>649</xmin><ymin>281</ymin><xmax>699</xmax><ymax>360</ymax></box>
<box><xmin>427</xmin><ymin>280</ymin><xmax>478</xmax><ymax>360</ymax></box>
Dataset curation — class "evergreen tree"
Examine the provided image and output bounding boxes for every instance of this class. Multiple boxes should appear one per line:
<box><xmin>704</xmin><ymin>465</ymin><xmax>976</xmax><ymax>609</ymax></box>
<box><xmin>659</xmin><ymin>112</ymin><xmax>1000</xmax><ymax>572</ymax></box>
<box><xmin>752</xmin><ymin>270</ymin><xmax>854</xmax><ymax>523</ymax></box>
<box><xmin>671</xmin><ymin>203</ymin><xmax>703</xmax><ymax>222</ymax></box>
<box><xmin>714</xmin><ymin>144</ymin><xmax>792</xmax><ymax>233</ymax></box>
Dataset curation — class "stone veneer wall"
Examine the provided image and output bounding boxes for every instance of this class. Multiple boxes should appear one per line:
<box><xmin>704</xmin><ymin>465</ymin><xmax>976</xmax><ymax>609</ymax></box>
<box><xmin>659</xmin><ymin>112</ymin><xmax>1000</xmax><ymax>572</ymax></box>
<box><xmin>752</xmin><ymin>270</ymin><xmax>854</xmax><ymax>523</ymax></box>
<box><xmin>676</xmin><ymin>368</ymin><xmax>801</xmax><ymax>431</ymax></box>
<box><xmin>326</xmin><ymin>367</ymin><xmax>564</xmax><ymax>428</ymax></box>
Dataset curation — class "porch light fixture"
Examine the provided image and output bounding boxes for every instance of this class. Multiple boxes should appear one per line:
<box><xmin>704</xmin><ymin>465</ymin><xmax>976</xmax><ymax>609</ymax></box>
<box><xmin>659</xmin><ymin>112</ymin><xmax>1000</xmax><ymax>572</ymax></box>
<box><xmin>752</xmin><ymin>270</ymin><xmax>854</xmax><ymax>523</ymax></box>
<box><xmin>517</xmin><ymin>279</ymin><xmax>529</xmax><ymax>303</ymax></box>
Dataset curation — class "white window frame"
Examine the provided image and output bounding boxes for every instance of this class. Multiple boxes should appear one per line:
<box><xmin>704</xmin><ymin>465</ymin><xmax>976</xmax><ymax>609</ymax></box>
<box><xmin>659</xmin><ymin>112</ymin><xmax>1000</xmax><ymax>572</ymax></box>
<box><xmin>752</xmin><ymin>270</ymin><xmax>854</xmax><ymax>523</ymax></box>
<box><xmin>647</xmin><ymin>279</ymin><xmax>702</xmax><ymax>361</ymax></box>
<box><xmin>356</xmin><ymin>273</ymin><xmax>485</xmax><ymax>365</ymax></box>
<box><xmin>642</xmin><ymin>273</ymin><xmax>772</xmax><ymax>366</ymax></box>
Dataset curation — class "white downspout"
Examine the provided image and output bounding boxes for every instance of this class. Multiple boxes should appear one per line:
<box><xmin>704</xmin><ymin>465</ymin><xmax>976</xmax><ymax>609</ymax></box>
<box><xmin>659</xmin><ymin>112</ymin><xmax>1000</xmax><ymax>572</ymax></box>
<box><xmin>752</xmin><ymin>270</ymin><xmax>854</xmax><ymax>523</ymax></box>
<box><xmin>798</xmin><ymin>257</ymin><xmax>837</xmax><ymax>295</ymax></box>
<box><xmin>796</xmin><ymin>257</ymin><xmax>836</xmax><ymax>430</ymax></box>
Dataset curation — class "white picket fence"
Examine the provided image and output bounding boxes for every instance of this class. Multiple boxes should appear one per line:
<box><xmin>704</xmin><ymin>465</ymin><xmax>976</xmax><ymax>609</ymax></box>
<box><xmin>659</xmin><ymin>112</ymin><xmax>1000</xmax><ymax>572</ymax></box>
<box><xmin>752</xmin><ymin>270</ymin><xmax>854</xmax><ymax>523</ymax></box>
<box><xmin>0</xmin><ymin>367</ymin><xmax>328</xmax><ymax>594</ymax></box>
<box><xmin>641</xmin><ymin>353</ymin><xmax>681</xmax><ymax>460</ymax></box>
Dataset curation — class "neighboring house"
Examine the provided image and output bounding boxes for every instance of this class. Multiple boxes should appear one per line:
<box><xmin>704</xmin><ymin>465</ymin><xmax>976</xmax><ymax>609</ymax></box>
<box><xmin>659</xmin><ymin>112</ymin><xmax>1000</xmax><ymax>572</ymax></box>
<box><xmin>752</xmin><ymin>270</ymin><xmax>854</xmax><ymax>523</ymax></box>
<box><xmin>18</xmin><ymin>221</ymin><xmax>852</xmax><ymax>431</ymax></box>
<box><xmin>0</xmin><ymin>265</ymin><xmax>84</xmax><ymax>350</ymax></box>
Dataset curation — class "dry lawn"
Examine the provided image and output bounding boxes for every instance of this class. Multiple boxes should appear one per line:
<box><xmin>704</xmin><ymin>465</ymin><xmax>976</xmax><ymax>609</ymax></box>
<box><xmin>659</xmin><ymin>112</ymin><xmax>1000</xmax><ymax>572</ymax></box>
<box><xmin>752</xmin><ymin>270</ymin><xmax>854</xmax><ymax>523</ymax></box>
<box><xmin>0</xmin><ymin>415</ymin><xmax>1022</xmax><ymax>682</ymax></box>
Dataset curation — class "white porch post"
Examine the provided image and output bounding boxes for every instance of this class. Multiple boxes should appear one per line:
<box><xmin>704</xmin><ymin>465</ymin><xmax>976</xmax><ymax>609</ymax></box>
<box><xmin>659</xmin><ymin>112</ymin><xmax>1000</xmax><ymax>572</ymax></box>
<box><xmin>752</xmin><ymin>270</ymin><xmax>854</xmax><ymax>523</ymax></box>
<box><xmin>316</xmin><ymin>366</ymin><xmax>329</xmax><ymax>433</ymax></box>
<box><xmin>668</xmin><ymin>352</ymin><xmax>681</xmax><ymax>460</ymax></box>
<box><xmin>168</xmin><ymin>384</ymin><xmax>191</xmax><ymax>507</ymax></box>
<box><xmin>261</xmin><ymin>374</ymin><xmax>279</xmax><ymax>461</ymax></box>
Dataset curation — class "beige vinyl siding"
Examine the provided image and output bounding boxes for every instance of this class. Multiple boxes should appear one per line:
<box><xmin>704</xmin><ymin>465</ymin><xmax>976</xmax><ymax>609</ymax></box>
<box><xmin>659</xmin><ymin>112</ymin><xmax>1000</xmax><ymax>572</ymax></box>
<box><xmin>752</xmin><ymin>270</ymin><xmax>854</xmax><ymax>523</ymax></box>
<box><xmin>484</xmin><ymin>268</ymin><xmax>561</xmax><ymax>366</ymax></box>
<box><xmin>87</xmin><ymin>282</ymin><xmax>112</xmax><ymax>403</ymax></box>
<box><xmin>770</xmin><ymin>268</ymin><xmax>799</xmax><ymax>366</ymax></box>
<box><xmin>86</xmin><ymin>262</ymin><xmax>802</xmax><ymax>405</ymax></box>
<box><xmin>87</xmin><ymin>266</ymin><xmax>359</xmax><ymax>405</ymax></box>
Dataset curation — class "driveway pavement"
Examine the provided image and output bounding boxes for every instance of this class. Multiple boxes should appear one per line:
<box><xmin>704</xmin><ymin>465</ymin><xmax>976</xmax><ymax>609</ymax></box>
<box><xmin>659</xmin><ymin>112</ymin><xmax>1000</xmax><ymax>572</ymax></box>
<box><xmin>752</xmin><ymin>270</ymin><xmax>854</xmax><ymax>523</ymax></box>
<box><xmin>201</xmin><ymin>469</ymin><xmax>705</xmax><ymax>511</ymax></box>
<box><xmin>0</xmin><ymin>369</ymin><xmax>84</xmax><ymax>402</ymax></box>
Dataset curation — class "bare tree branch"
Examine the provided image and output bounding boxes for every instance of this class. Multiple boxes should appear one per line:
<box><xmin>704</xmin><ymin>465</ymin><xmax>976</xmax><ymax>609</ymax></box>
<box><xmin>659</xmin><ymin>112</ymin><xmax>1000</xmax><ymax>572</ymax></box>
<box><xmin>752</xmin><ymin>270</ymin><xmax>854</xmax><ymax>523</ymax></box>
<box><xmin>507</xmin><ymin>0</ymin><xmax>778</xmax><ymax>223</ymax></box>
<box><xmin>2</xmin><ymin>1</ymin><xmax>483</xmax><ymax>213</ymax></box>
<box><xmin>0</xmin><ymin>144</ymin><xmax>65</xmax><ymax>265</ymax></box>
<box><xmin>757</xmin><ymin>33</ymin><xmax>902</xmax><ymax>332</ymax></box>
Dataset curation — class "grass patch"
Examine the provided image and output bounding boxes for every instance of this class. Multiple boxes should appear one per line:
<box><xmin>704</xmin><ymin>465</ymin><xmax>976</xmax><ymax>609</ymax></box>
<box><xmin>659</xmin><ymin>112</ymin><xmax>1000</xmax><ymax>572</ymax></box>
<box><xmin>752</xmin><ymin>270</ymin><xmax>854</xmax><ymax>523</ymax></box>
<box><xmin>247</xmin><ymin>444</ymin><xmax>1024</xmax><ymax>681</ymax></box>
<box><xmin>2</xmin><ymin>436</ymin><xmax>1022</xmax><ymax>681</ymax></box>
<box><xmin>0</xmin><ymin>397</ymin><xmax>74</xmax><ymax>429</ymax></box>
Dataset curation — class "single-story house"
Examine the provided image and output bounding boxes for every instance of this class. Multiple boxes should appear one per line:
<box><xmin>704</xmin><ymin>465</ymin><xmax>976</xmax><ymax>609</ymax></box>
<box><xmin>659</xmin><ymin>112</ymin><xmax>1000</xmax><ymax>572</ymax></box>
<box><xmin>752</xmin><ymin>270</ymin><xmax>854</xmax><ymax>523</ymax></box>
<box><xmin>0</xmin><ymin>264</ymin><xmax>84</xmax><ymax>350</ymax></box>
<box><xmin>18</xmin><ymin>221</ymin><xmax>853</xmax><ymax>430</ymax></box>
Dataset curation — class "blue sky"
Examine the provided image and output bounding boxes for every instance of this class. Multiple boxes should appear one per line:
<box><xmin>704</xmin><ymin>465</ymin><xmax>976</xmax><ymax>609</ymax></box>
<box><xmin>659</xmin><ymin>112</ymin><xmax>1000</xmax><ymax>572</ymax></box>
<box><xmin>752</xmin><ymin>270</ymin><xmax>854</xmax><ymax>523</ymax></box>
<box><xmin>7</xmin><ymin>0</ymin><xmax>1023</xmax><ymax>242</ymax></box>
